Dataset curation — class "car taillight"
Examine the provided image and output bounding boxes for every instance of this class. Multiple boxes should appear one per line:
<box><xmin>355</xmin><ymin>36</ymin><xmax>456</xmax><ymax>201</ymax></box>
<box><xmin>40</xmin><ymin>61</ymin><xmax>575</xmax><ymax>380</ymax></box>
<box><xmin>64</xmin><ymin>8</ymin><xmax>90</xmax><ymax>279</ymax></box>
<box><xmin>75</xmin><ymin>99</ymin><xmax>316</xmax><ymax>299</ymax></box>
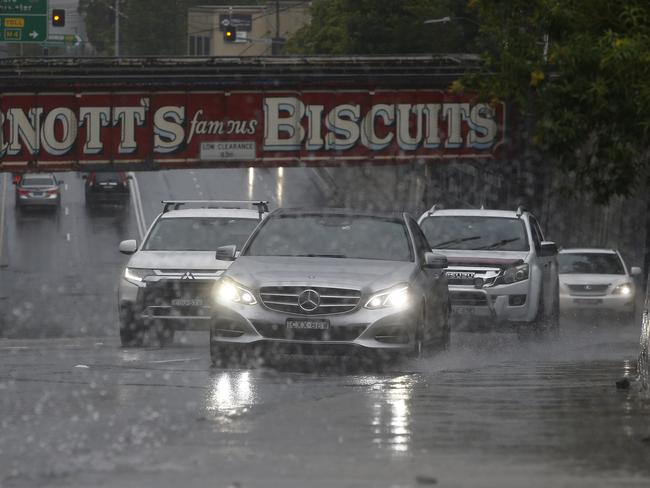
<box><xmin>18</xmin><ymin>188</ymin><xmax>29</xmax><ymax>196</ymax></box>
<box><xmin>47</xmin><ymin>189</ymin><xmax>59</xmax><ymax>195</ymax></box>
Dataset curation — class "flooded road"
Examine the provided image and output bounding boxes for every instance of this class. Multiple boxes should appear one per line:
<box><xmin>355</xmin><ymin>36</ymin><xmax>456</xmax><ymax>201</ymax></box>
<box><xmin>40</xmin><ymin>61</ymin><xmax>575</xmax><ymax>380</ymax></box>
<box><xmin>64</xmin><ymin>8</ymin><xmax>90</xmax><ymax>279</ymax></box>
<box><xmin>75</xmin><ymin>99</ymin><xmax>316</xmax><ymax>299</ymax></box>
<box><xmin>1</xmin><ymin>320</ymin><xmax>649</xmax><ymax>488</ymax></box>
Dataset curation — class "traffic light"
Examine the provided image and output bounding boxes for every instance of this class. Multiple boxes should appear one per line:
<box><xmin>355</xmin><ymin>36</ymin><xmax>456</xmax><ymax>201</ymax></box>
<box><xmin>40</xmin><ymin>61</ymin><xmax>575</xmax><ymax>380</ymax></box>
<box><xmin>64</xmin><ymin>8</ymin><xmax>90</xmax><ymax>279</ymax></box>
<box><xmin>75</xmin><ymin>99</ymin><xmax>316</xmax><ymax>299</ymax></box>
<box><xmin>52</xmin><ymin>9</ymin><xmax>65</xmax><ymax>27</ymax></box>
<box><xmin>223</xmin><ymin>27</ymin><xmax>236</xmax><ymax>43</ymax></box>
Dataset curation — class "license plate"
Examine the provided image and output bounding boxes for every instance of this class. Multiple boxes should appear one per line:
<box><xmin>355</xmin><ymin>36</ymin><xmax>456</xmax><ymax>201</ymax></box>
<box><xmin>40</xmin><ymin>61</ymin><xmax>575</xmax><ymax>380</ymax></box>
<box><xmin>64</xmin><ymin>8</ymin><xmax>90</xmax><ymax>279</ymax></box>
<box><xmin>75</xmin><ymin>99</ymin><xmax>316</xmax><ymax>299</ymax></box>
<box><xmin>286</xmin><ymin>318</ymin><xmax>330</xmax><ymax>330</ymax></box>
<box><xmin>31</xmin><ymin>192</ymin><xmax>43</xmax><ymax>197</ymax></box>
<box><xmin>574</xmin><ymin>298</ymin><xmax>603</xmax><ymax>305</ymax></box>
<box><xmin>453</xmin><ymin>306</ymin><xmax>475</xmax><ymax>315</ymax></box>
<box><xmin>171</xmin><ymin>298</ymin><xmax>204</xmax><ymax>307</ymax></box>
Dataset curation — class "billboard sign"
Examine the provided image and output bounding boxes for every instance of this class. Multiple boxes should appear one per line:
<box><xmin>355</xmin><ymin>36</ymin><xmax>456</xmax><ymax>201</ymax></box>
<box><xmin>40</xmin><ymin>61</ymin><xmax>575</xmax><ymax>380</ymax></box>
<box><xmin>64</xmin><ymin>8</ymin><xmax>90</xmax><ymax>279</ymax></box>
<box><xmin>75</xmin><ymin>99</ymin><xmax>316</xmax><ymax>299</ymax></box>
<box><xmin>0</xmin><ymin>90</ymin><xmax>506</xmax><ymax>172</ymax></box>
<box><xmin>0</xmin><ymin>0</ymin><xmax>48</xmax><ymax>43</ymax></box>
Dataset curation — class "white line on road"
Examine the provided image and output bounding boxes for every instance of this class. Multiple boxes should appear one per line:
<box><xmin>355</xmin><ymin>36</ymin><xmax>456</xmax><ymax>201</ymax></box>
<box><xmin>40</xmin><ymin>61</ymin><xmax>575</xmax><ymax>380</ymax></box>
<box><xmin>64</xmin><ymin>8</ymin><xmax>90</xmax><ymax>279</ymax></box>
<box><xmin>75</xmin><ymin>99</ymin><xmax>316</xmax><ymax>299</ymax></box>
<box><xmin>66</xmin><ymin>233</ymin><xmax>71</xmax><ymax>242</ymax></box>
<box><xmin>64</xmin><ymin>206</ymin><xmax>69</xmax><ymax>216</ymax></box>
<box><xmin>149</xmin><ymin>357</ymin><xmax>202</xmax><ymax>364</ymax></box>
<box><xmin>64</xmin><ymin>183</ymin><xmax>69</xmax><ymax>191</ymax></box>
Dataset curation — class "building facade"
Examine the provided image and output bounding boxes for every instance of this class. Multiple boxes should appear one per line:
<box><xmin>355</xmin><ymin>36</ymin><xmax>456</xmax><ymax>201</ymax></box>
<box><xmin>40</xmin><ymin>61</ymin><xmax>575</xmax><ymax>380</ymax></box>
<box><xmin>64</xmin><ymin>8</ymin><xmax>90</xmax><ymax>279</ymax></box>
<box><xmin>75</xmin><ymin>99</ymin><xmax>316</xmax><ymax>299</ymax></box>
<box><xmin>188</xmin><ymin>2</ymin><xmax>311</xmax><ymax>57</ymax></box>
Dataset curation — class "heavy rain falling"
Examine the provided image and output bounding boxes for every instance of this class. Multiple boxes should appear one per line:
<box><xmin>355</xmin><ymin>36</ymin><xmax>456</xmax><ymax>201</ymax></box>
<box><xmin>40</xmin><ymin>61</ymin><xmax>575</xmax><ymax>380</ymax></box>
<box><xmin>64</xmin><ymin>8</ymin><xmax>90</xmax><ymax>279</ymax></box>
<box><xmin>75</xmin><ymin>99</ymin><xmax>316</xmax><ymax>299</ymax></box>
<box><xmin>1</xmin><ymin>1</ymin><xmax>650</xmax><ymax>487</ymax></box>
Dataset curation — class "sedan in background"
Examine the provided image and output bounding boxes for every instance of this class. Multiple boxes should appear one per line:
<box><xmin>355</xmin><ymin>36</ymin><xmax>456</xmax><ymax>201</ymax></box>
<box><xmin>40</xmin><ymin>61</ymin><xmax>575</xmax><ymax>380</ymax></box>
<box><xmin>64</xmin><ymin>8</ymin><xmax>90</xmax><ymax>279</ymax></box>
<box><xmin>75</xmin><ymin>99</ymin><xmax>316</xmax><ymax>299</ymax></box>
<box><xmin>558</xmin><ymin>248</ymin><xmax>641</xmax><ymax>321</ymax></box>
<box><xmin>211</xmin><ymin>208</ymin><xmax>450</xmax><ymax>367</ymax></box>
<box><xmin>14</xmin><ymin>173</ymin><xmax>62</xmax><ymax>211</ymax></box>
<box><xmin>84</xmin><ymin>171</ymin><xmax>130</xmax><ymax>206</ymax></box>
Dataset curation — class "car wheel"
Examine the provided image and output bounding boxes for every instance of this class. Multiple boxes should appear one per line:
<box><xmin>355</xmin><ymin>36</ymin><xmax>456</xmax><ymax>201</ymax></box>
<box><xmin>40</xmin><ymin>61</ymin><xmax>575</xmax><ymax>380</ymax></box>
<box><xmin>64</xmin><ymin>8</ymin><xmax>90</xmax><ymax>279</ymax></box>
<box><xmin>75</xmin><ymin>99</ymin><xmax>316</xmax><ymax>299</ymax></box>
<box><xmin>439</xmin><ymin>301</ymin><xmax>452</xmax><ymax>351</ymax></box>
<box><xmin>410</xmin><ymin>305</ymin><xmax>427</xmax><ymax>358</ymax></box>
<box><xmin>528</xmin><ymin>291</ymin><xmax>560</xmax><ymax>340</ymax></box>
<box><xmin>119</xmin><ymin>307</ymin><xmax>145</xmax><ymax>347</ymax></box>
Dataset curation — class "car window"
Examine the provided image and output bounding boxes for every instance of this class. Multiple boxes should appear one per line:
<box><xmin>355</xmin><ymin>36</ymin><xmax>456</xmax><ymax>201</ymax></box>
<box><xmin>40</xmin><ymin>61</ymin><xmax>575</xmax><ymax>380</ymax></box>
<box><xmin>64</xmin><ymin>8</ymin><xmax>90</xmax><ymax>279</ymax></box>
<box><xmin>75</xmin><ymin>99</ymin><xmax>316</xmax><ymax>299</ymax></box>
<box><xmin>558</xmin><ymin>253</ymin><xmax>626</xmax><ymax>274</ymax></box>
<box><xmin>245</xmin><ymin>214</ymin><xmax>414</xmax><ymax>262</ymax></box>
<box><xmin>529</xmin><ymin>217</ymin><xmax>543</xmax><ymax>254</ymax></box>
<box><xmin>21</xmin><ymin>176</ymin><xmax>55</xmax><ymax>186</ymax></box>
<box><xmin>143</xmin><ymin>217</ymin><xmax>258</xmax><ymax>251</ymax></box>
<box><xmin>421</xmin><ymin>216</ymin><xmax>530</xmax><ymax>251</ymax></box>
<box><xmin>93</xmin><ymin>172</ymin><xmax>123</xmax><ymax>182</ymax></box>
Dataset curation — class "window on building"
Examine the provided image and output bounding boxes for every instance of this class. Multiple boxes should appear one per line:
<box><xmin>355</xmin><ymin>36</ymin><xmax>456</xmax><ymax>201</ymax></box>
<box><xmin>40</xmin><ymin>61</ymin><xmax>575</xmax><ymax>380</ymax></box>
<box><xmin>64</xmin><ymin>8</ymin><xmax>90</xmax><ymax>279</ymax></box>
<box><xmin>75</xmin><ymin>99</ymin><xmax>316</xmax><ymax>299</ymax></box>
<box><xmin>189</xmin><ymin>35</ymin><xmax>211</xmax><ymax>56</ymax></box>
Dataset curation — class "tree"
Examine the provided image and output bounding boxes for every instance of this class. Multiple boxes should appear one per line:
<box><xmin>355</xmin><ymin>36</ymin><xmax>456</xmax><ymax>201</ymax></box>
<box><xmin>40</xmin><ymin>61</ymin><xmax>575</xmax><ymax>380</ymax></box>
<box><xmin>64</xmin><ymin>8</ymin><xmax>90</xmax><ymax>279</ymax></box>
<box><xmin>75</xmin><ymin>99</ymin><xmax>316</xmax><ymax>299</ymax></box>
<box><xmin>285</xmin><ymin>0</ymin><xmax>478</xmax><ymax>55</ymax></box>
<box><xmin>465</xmin><ymin>0</ymin><xmax>650</xmax><ymax>203</ymax></box>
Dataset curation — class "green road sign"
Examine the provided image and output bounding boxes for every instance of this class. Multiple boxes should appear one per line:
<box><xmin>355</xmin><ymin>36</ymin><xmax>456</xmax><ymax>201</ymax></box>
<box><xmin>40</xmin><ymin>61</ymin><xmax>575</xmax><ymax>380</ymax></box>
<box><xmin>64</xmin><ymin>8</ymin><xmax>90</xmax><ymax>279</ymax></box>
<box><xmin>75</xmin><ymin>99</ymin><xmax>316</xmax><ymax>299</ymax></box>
<box><xmin>47</xmin><ymin>33</ymin><xmax>81</xmax><ymax>46</ymax></box>
<box><xmin>0</xmin><ymin>0</ymin><xmax>48</xmax><ymax>43</ymax></box>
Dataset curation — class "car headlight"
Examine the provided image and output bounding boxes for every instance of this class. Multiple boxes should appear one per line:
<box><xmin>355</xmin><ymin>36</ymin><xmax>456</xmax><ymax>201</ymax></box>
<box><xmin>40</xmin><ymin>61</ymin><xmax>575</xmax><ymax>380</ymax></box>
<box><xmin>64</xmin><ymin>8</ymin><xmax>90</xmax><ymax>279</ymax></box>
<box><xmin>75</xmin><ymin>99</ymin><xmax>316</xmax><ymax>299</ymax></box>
<box><xmin>501</xmin><ymin>263</ymin><xmax>529</xmax><ymax>284</ymax></box>
<box><xmin>215</xmin><ymin>278</ymin><xmax>257</xmax><ymax>305</ymax></box>
<box><xmin>365</xmin><ymin>286</ymin><xmax>410</xmax><ymax>310</ymax></box>
<box><xmin>612</xmin><ymin>283</ymin><xmax>633</xmax><ymax>296</ymax></box>
<box><xmin>124</xmin><ymin>267</ymin><xmax>153</xmax><ymax>285</ymax></box>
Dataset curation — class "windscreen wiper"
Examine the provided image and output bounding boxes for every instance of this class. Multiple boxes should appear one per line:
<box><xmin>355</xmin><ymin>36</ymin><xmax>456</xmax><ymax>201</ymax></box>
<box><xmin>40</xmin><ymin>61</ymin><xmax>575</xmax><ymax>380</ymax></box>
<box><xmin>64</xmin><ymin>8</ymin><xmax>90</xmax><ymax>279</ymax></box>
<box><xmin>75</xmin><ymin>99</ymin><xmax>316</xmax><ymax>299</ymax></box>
<box><xmin>294</xmin><ymin>254</ymin><xmax>348</xmax><ymax>258</ymax></box>
<box><xmin>475</xmin><ymin>237</ymin><xmax>520</xmax><ymax>250</ymax></box>
<box><xmin>430</xmin><ymin>236</ymin><xmax>481</xmax><ymax>249</ymax></box>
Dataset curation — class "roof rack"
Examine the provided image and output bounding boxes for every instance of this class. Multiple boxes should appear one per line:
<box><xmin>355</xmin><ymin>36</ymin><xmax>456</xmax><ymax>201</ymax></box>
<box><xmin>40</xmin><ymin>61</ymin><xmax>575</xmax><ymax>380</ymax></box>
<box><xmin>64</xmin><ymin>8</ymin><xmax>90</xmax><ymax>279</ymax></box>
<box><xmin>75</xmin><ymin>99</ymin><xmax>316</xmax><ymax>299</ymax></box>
<box><xmin>161</xmin><ymin>200</ymin><xmax>269</xmax><ymax>219</ymax></box>
<box><xmin>515</xmin><ymin>205</ymin><xmax>528</xmax><ymax>218</ymax></box>
<box><xmin>426</xmin><ymin>203</ymin><xmax>443</xmax><ymax>216</ymax></box>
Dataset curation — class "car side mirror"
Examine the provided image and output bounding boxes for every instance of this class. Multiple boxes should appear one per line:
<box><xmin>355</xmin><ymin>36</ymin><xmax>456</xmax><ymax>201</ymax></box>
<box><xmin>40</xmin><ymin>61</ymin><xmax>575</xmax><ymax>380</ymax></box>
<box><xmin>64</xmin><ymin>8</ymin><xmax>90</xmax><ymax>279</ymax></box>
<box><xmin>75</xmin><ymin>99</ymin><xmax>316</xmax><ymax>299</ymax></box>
<box><xmin>127</xmin><ymin>174</ymin><xmax>134</xmax><ymax>180</ymax></box>
<box><xmin>119</xmin><ymin>239</ymin><xmax>138</xmax><ymax>255</ymax></box>
<box><xmin>81</xmin><ymin>174</ymin><xmax>88</xmax><ymax>179</ymax></box>
<box><xmin>540</xmin><ymin>241</ymin><xmax>558</xmax><ymax>257</ymax></box>
<box><xmin>631</xmin><ymin>266</ymin><xmax>642</xmax><ymax>276</ymax></box>
<box><xmin>424</xmin><ymin>252</ymin><xmax>448</xmax><ymax>269</ymax></box>
<box><xmin>216</xmin><ymin>244</ymin><xmax>237</xmax><ymax>261</ymax></box>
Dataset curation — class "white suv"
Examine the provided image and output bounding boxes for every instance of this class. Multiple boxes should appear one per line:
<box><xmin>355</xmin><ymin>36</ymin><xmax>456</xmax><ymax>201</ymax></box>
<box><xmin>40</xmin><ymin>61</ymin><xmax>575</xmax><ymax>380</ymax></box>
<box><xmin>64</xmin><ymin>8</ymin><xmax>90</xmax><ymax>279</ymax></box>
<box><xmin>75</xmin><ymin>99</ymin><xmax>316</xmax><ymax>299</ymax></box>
<box><xmin>117</xmin><ymin>200</ymin><xmax>267</xmax><ymax>346</ymax></box>
<box><xmin>418</xmin><ymin>206</ymin><xmax>560</xmax><ymax>334</ymax></box>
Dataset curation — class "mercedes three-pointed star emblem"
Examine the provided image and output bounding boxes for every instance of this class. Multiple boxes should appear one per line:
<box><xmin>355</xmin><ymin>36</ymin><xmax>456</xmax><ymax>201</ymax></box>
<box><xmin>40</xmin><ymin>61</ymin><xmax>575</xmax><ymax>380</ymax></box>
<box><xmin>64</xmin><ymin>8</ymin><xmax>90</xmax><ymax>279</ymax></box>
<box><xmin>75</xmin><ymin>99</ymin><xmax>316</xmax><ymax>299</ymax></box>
<box><xmin>298</xmin><ymin>289</ymin><xmax>320</xmax><ymax>312</ymax></box>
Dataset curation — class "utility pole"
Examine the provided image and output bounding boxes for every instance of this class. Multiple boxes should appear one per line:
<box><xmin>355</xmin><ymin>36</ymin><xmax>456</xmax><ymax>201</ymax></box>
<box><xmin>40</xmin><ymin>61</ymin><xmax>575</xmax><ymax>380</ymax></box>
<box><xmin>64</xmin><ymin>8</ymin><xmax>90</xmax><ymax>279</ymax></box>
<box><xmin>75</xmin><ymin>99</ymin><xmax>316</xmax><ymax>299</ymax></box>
<box><xmin>272</xmin><ymin>0</ymin><xmax>282</xmax><ymax>55</ymax></box>
<box><xmin>114</xmin><ymin>0</ymin><xmax>120</xmax><ymax>57</ymax></box>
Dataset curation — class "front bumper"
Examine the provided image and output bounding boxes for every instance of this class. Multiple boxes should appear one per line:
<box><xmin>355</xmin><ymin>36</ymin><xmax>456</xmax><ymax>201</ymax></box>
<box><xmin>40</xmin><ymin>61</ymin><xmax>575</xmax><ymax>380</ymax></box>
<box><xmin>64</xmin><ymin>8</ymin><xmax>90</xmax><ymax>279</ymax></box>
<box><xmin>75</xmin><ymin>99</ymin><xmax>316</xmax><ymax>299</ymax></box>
<box><xmin>449</xmin><ymin>279</ymin><xmax>533</xmax><ymax>323</ymax></box>
<box><xmin>211</xmin><ymin>300</ymin><xmax>418</xmax><ymax>351</ymax></box>
<box><xmin>118</xmin><ymin>278</ymin><xmax>216</xmax><ymax>330</ymax></box>
<box><xmin>17</xmin><ymin>194</ymin><xmax>60</xmax><ymax>207</ymax></box>
<box><xmin>560</xmin><ymin>293</ymin><xmax>634</xmax><ymax>314</ymax></box>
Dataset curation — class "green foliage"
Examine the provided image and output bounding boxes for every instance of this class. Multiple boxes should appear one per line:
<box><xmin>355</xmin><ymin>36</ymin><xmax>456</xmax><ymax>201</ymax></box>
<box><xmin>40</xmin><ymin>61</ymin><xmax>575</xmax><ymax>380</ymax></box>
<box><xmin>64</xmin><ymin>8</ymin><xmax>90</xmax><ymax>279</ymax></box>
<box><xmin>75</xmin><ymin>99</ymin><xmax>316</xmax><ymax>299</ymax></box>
<box><xmin>468</xmin><ymin>0</ymin><xmax>650</xmax><ymax>202</ymax></box>
<box><xmin>285</xmin><ymin>0</ymin><xmax>478</xmax><ymax>55</ymax></box>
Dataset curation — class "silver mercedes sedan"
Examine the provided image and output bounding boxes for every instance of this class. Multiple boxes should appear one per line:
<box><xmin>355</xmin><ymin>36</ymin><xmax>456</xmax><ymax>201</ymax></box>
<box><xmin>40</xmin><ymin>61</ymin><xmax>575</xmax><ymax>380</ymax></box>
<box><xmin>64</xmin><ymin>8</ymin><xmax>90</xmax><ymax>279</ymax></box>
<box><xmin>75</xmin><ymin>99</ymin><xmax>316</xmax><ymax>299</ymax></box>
<box><xmin>211</xmin><ymin>208</ymin><xmax>450</xmax><ymax>366</ymax></box>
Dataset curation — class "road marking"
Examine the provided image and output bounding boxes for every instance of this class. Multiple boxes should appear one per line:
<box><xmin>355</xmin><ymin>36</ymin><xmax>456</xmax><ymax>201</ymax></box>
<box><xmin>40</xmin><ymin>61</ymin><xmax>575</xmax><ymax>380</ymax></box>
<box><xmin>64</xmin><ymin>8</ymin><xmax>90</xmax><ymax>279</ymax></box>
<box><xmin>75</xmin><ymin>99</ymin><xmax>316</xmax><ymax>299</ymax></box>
<box><xmin>64</xmin><ymin>183</ymin><xmax>68</xmax><ymax>191</ymax></box>
<box><xmin>128</xmin><ymin>172</ymin><xmax>147</xmax><ymax>240</ymax></box>
<box><xmin>149</xmin><ymin>357</ymin><xmax>202</xmax><ymax>364</ymax></box>
<box><xmin>66</xmin><ymin>233</ymin><xmax>71</xmax><ymax>242</ymax></box>
<box><xmin>195</xmin><ymin>184</ymin><xmax>200</xmax><ymax>189</ymax></box>
<box><xmin>64</xmin><ymin>206</ymin><xmax>69</xmax><ymax>216</ymax></box>
<box><xmin>0</xmin><ymin>174</ymin><xmax>7</xmax><ymax>266</ymax></box>
<box><xmin>198</xmin><ymin>191</ymin><xmax>204</xmax><ymax>197</ymax></box>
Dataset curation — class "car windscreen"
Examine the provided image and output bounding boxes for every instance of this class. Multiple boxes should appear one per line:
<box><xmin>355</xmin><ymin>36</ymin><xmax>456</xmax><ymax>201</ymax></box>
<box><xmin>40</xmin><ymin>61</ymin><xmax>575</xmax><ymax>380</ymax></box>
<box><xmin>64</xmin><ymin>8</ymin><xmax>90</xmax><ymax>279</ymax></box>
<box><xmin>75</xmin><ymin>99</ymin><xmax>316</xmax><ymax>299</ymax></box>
<box><xmin>421</xmin><ymin>216</ymin><xmax>530</xmax><ymax>251</ymax></box>
<box><xmin>143</xmin><ymin>217</ymin><xmax>259</xmax><ymax>251</ymax></box>
<box><xmin>558</xmin><ymin>253</ymin><xmax>625</xmax><ymax>274</ymax></box>
<box><xmin>94</xmin><ymin>172</ymin><xmax>123</xmax><ymax>182</ymax></box>
<box><xmin>245</xmin><ymin>214</ymin><xmax>413</xmax><ymax>262</ymax></box>
<box><xmin>21</xmin><ymin>177</ymin><xmax>55</xmax><ymax>187</ymax></box>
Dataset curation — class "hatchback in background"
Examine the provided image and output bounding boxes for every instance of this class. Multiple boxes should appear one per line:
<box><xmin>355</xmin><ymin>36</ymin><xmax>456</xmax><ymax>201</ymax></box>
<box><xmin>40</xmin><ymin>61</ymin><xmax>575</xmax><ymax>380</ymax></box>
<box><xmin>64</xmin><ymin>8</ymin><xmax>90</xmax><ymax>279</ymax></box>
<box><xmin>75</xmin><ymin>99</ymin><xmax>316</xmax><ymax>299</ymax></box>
<box><xmin>558</xmin><ymin>248</ymin><xmax>641</xmax><ymax>321</ymax></box>
<box><xmin>14</xmin><ymin>173</ymin><xmax>62</xmax><ymax>211</ymax></box>
<box><xmin>84</xmin><ymin>171</ymin><xmax>130</xmax><ymax>205</ymax></box>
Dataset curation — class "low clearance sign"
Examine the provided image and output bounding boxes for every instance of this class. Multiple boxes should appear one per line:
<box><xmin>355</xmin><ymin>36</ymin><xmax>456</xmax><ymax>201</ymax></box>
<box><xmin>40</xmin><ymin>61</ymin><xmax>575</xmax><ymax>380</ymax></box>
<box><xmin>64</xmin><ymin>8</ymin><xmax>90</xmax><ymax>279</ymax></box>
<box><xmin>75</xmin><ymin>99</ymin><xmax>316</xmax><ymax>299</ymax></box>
<box><xmin>0</xmin><ymin>90</ymin><xmax>506</xmax><ymax>171</ymax></box>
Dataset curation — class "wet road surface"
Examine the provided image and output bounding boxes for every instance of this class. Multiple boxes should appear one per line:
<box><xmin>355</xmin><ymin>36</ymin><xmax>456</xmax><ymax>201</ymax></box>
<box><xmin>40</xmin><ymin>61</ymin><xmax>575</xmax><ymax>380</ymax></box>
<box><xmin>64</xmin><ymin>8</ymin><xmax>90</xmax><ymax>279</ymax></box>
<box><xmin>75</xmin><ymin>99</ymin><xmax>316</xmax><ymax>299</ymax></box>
<box><xmin>1</xmin><ymin>322</ymin><xmax>649</xmax><ymax>488</ymax></box>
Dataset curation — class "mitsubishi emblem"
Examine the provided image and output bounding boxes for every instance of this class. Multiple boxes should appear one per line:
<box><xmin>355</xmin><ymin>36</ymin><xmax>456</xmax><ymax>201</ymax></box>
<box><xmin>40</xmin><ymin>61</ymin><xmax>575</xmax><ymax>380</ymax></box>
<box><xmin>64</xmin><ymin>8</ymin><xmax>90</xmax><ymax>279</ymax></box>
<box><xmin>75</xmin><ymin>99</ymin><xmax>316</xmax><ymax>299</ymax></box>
<box><xmin>181</xmin><ymin>272</ymin><xmax>195</xmax><ymax>280</ymax></box>
<box><xmin>298</xmin><ymin>289</ymin><xmax>320</xmax><ymax>312</ymax></box>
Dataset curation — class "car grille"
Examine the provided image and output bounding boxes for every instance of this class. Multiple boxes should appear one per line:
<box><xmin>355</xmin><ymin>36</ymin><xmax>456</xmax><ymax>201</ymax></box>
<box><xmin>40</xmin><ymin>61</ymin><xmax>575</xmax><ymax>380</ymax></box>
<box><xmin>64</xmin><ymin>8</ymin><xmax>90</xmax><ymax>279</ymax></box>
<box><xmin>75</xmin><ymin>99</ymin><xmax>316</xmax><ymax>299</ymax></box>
<box><xmin>259</xmin><ymin>286</ymin><xmax>361</xmax><ymax>315</ymax></box>
<box><xmin>445</xmin><ymin>268</ymin><xmax>500</xmax><ymax>286</ymax></box>
<box><xmin>450</xmin><ymin>291</ymin><xmax>489</xmax><ymax>306</ymax></box>
<box><xmin>141</xmin><ymin>281</ymin><xmax>215</xmax><ymax>307</ymax></box>
<box><xmin>566</xmin><ymin>284</ymin><xmax>610</xmax><ymax>296</ymax></box>
<box><xmin>252</xmin><ymin>321</ymin><xmax>366</xmax><ymax>341</ymax></box>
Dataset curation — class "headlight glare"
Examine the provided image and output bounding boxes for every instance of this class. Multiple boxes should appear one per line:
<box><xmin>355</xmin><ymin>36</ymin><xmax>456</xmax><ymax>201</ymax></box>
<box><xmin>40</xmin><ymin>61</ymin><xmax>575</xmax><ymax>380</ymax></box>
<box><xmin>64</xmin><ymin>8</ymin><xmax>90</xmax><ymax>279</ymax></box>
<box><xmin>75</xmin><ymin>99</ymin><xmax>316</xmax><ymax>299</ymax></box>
<box><xmin>612</xmin><ymin>283</ymin><xmax>632</xmax><ymax>296</ymax></box>
<box><xmin>216</xmin><ymin>279</ymin><xmax>257</xmax><ymax>305</ymax></box>
<box><xmin>365</xmin><ymin>286</ymin><xmax>410</xmax><ymax>310</ymax></box>
<box><xmin>124</xmin><ymin>267</ymin><xmax>152</xmax><ymax>285</ymax></box>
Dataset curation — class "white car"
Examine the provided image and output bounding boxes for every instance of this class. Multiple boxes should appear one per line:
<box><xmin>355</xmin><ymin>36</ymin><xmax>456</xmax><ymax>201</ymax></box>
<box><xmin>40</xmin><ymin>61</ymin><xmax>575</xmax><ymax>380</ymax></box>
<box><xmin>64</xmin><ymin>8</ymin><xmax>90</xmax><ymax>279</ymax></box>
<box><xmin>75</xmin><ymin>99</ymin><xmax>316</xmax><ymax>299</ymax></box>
<box><xmin>117</xmin><ymin>200</ymin><xmax>267</xmax><ymax>347</ymax></box>
<box><xmin>558</xmin><ymin>248</ymin><xmax>641</xmax><ymax>320</ymax></box>
<box><xmin>418</xmin><ymin>206</ymin><xmax>560</xmax><ymax>335</ymax></box>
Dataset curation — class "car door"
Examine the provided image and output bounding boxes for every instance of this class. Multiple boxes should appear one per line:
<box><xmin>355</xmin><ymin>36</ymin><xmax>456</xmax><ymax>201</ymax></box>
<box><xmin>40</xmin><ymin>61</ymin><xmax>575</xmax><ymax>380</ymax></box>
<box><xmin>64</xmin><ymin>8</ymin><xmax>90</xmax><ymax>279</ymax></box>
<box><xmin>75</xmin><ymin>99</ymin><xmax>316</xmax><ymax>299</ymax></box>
<box><xmin>407</xmin><ymin>217</ymin><xmax>447</xmax><ymax>338</ymax></box>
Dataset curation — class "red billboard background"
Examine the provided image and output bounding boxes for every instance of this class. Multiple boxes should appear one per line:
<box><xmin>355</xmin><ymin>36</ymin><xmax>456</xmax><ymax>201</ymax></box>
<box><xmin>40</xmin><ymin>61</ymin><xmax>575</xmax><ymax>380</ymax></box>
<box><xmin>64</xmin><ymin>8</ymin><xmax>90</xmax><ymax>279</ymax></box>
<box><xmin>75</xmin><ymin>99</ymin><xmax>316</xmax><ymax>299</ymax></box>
<box><xmin>0</xmin><ymin>90</ymin><xmax>506</xmax><ymax>172</ymax></box>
